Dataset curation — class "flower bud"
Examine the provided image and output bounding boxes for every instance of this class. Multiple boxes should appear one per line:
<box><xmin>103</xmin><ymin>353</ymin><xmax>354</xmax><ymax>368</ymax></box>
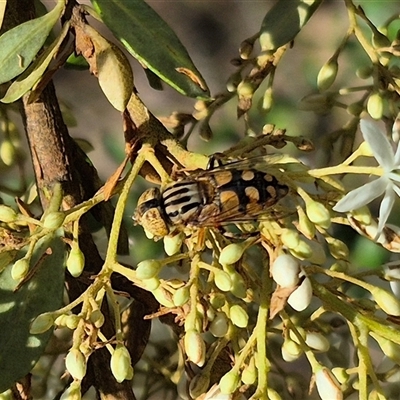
<box><xmin>287</xmin><ymin>275</ymin><xmax>312</xmax><ymax>312</ymax></box>
<box><xmin>229</xmin><ymin>304</ymin><xmax>249</xmax><ymax>328</ymax></box>
<box><xmin>184</xmin><ymin>330</ymin><xmax>206</xmax><ymax>366</ymax></box>
<box><xmin>330</xmin><ymin>261</ymin><xmax>348</xmax><ymax>272</ymax></box>
<box><xmin>281</xmin><ymin>229</ymin><xmax>301</xmax><ymax>249</ymax></box>
<box><xmin>163</xmin><ymin>232</ymin><xmax>184</xmax><ymax>256</ymax></box>
<box><xmin>209</xmin><ymin>293</ymin><xmax>226</xmax><ymax>309</ymax></box>
<box><xmin>297</xmin><ymin>208</ymin><xmax>316</xmax><ymax>239</ymax></box>
<box><xmin>60</xmin><ymin>381</ymin><xmax>81</xmax><ymax>400</ymax></box>
<box><xmin>43</xmin><ymin>211</ymin><xmax>65</xmax><ymax>230</ymax></box>
<box><xmin>356</xmin><ymin>66</ymin><xmax>373</xmax><ymax>79</ymax></box>
<box><xmin>11</xmin><ymin>258</ymin><xmax>29</xmax><ymax>281</ymax></box>
<box><xmin>142</xmin><ymin>277</ymin><xmax>160</xmax><ymax>291</ymax></box>
<box><xmin>219</xmin><ymin>370</ymin><xmax>240</xmax><ymax>394</ymax></box>
<box><xmin>66</xmin><ymin>247</ymin><xmax>85</xmax><ymax>278</ymax></box>
<box><xmin>54</xmin><ymin>314</ymin><xmax>69</xmax><ymax>327</ymax></box>
<box><xmin>65</xmin><ymin>349</ymin><xmax>87</xmax><ymax>380</ymax></box>
<box><xmin>90</xmin><ymin>309</ymin><xmax>105</xmax><ymax>328</ymax></box>
<box><xmin>305</xmin><ymin>332</ymin><xmax>330</xmax><ymax>352</ymax></box>
<box><xmin>30</xmin><ymin>312</ymin><xmax>54</xmax><ymax>334</ymax></box>
<box><xmin>261</xmin><ymin>86</ymin><xmax>273</xmax><ymax>112</ymax></box>
<box><xmin>136</xmin><ymin>259</ymin><xmax>162</xmax><ymax>280</ymax></box>
<box><xmin>214</xmin><ymin>270</ymin><xmax>232</xmax><ymax>292</ymax></box>
<box><xmin>367</xmin><ymin>92</ymin><xmax>384</xmax><ymax>120</ymax></box>
<box><xmin>317</xmin><ymin>57</ymin><xmax>339</xmax><ymax>91</ymax></box>
<box><xmin>219</xmin><ymin>243</ymin><xmax>246</xmax><ymax>265</ymax></box>
<box><xmin>306</xmin><ymin>201</ymin><xmax>331</xmax><ymax>229</ymax></box>
<box><xmin>65</xmin><ymin>314</ymin><xmax>80</xmax><ymax>330</ymax></box>
<box><xmin>173</xmin><ymin>286</ymin><xmax>190</xmax><ymax>306</ymax></box>
<box><xmin>153</xmin><ymin>286</ymin><xmax>174</xmax><ymax>308</ymax></box>
<box><xmin>290</xmin><ymin>240</ymin><xmax>312</xmax><ymax>260</ymax></box>
<box><xmin>0</xmin><ymin>205</ymin><xmax>17</xmax><ymax>223</ymax></box>
<box><xmin>209</xmin><ymin>312</ymin><xmax>229</xmax><ymax>338</ymax></box>
<box><xmin>229</xmin><ymin>271</ymin><xmax>247</xmax><ymax>299</ymax></box>
<box><xmin>271</xmin><ymin>254</ymin><xmax>300</xmax><ymax>288</ymax></box>
<box><xmin>331</xmin><ymin>367</ymin><xmax>349</xmax><ymax>385</ymax></box>
<box><xmin>370</xmin><ymin>286</ymin><xmax>400</xmax><ymax>316</ymax></box>
<box><xmin>306</xmin><ymin>240</ymin><xmax>327</xmax><ymax>265</ymax></box>
<box><xmin>189</xmin><ymin>373</ymin><xmax>210</xmax><ymax>399</ymax></box>
<box><xmin>326</xmin><ymin>237</ymin><xmax>349</xmax><ymax>260</ymax></box>
<box><xmin>237</xmin><ymin>81</ymin><xmax>255</xmax><ymax>99</ymax></box>
<box><xmin>110</xmin><ymin>345</ymin><xmax>132</xmax><ymax>383</ymax></box>
<box><xmin>281</xmin><ymin>338</ymin><xmax>302</xmax><ymax>362</ymax></box>
<box><xmin>241</xmin><ymin>358</ymin><xmax>257</xmax><ymax>385</ymax></box>
<box><xmin>0</xmin><ymin>140</ymin><xmax>17</xmax><ymax>167</ymax></box>
<box><xmin>315</xmin><ymin>367</ymin><xmax>343</xmax><ymax>400</ymax></box>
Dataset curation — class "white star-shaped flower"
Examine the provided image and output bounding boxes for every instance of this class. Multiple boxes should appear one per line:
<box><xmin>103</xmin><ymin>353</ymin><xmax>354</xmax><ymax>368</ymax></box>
<box><xmin>333</xmin><ymin>119</ymin><xmax>400</xmax><ymax>237</ymax></box>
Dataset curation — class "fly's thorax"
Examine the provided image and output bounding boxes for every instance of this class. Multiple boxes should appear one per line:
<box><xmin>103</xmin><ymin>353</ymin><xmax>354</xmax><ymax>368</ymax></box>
<box><xmin>133</xmin><ymin>187</ymin><xmax>169</xmax><ymax>238</ymax></box>
<box><xmin>162</xmin><ymin>180</ymin><xmax>206</xmax><ymax>224</ymax></box>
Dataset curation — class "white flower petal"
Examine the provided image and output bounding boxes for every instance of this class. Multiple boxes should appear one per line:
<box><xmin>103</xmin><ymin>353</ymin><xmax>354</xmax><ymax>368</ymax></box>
<box><xmin>377</xmin><ymin>188</ymin><xmax>396</xmax><ymax>236</ymax></box>
<box><xmin>392</xmin><ymin>184</ymin><xmax>400</xmax><ymax>198</ymax></box>
<box><xmin>360</xmin><ymin>120</ymin><xmax>394</xmax><ymax>170</ymax></box>
<box><xmin>394</xmin><ymin>143</ymin><xmax>400</xmax><ymax>166</ymax></box>
<box><xmin>333</xmin><ymin>178</ymin><xmax>387</xmax><ymax>212</ymax></box>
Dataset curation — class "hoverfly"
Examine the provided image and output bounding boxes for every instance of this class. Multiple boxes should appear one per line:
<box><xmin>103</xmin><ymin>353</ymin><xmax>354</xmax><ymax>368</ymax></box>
<box><xmin>133</xmin><ymin>156</ymin><xmax>289</xmax><ymax>239</ymax></box>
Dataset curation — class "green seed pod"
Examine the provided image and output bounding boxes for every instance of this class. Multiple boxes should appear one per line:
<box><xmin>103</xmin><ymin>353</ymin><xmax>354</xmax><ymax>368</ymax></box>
<box><xmin>90</xmin><ymin>309</ymin><xmax>105</xmax><ymax>328</ymax></box>
<box><xmin>43</xmin><ymin>211</ymin><xmax>65</xmax><ymax>230</ymax></box>
<box><xmin>0</xmin><ymin>204</ymin><xmax>18</xmax><ymax>223</ymax></box>
<box><xmin>11</xmin><ymin>258</ymin><xmax>29</xmax><ymax>281</ymax></box>
<box><xmin>317</xmin><ymin>57</ymin><xmax>339</xmax><ymax>92</ymax></box>
<box><xmin>306</xmin><ymin>201</ymin><xmax>331</xmax><ymax>229</ymax></box>
<box><xmin>136</xmin><ymin>259</ymin><xmax>162</xmax><ymax>280</ymax></box>
<box><xmin>370</xmin><ymin>286</ymin><xmax>400</xmax><ymax>316</ymax></box>
<box><xmin>184</xmin><ymin>330</ymin><xmax>206</xmax><ymax>366</ymax></box>
<box><xmin>173</xmin><ymin>286</ymin><xmax>190</xmax><ymax>307</ymax></box>
<box><xmin>214</xmin><ymin>270</ymin><xmax>233</xmax><ymax>292</ymax></box>
<box><xmin>209</xmin><ymin>312</ymin><xmax>229</xmax><ymax>338</ymax></box>
<box><xmin>30</xmin><ymin>312</ymin><xmax>54</xmax><ymax>334</ymax></box>
<box><xmin>229</xmin><ymin>304</ymin><xmax>249</xmax><ymax>328</ymax></box>
<box><xmin>65</xmin><ymin>314</ymin><xmax>81</xmax><ymax>330</ymax></box>
<box><xmin>241</xmin><ymin>358</ymin><xmax>257</xmax><ymax>385</ymax></box>
<box><xmin>219</xmin><ymin>243</ymin><xmax>246</xmax><ymax>265</ymax></box>
<box><xmin>163</xmin><ymin>232</ymin><xmax>184</xmax><ymax>256</ymax></box>
<box><xmin>110</xmin><ymin>345</ymin><xmax>132</xmax><ymax>383</ymax></box>
<box><xmin>65</xmin><ymin>349</ymin><xmax>87</xmax><ymax>380</ymax></box>
<box><xmin>0</xmin><ymin>140</ymin><xmax>17</xmax><ymax>167</ymax></box>
<box><xmin>219</xmin><ymin>370</ymin><xmax>240</xmax><ymax>395</ymax></box>
<box><xmin>367</xmin><ymin>92</ymin><xmax>384</xmax><ymax>120</ymax></box>
<box><xmin>66</xmin><ymin>247</ymin><xmax>85</xmax><ymax>278</ymax></box>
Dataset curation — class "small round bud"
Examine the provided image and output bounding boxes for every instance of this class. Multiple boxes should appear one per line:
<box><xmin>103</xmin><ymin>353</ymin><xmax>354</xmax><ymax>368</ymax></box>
<box><xmin>287</xmin><ymin>276</ymin><xmax>313</xmax><ymax>312</ymax></box>
<box><xmin>219</xmin><ymin>243</ymin><xmax>246</xmax><ymax>265</ymax></box>
<box><xmin>142</xmin><ymin>277</ymin><xmax>160</xmax><ymax>291</ymax></box>
<box><xmin>282</xmin><ymin>338</ymin><xmax>302</xmax><ymax>362</ymax></box>
<box><xmin>209</xmin><ymin>293</ymin><xmax>226</xmax><ymax>309</ymax></box>
<box><xmin>110</xmin><ymin>345</ymin><xmax>132</xmax><ymax>383</ymax></box>
<box><xmin>163</xmin><ymin>233</ymin><xmax>184</xmax><ymax>256</ymax></box>
<box><xmin>367</xmin><ymin>92</ymin><xmax>384</xmax><ymax>120</ymax></box>
<box><xmin>66</xmin><ymin>247</ymin><xmax>85</xmax><ymax>278</ymax></box>
<box><xmin>11</xmin><ymin>258</ymin><xmax>29</xmax><ymax>281</ymax></box>
<box><xmin>356</xmin><ymin>66</ymin><xmax>373</xmax><ymax>79</ymax></box>
<box><xmin>54</xmin><ymin>314</ymin><xmax>69</xmax><ymax>327</ymax></box>
<box><xmin>281</xmin><ymin>229</ymin><xmax>301</xmax><ymax>249</ymax></box>
<box><xmin>305</xmin><ymin>332</ymin><xmax>330</xmax><ymax>352</ymax></box>
<box><xmin>290</xmin><ymin>240</ymin><xmax>312</xmax><ymax>260</ymax></box>
<box><xmin>219</xmin><ymin>370</ymin><xmax>240</xmax><ymax>395</ymax></box>
<box><xmin>271</xmin><ymin>254</ymin><xmax>300</xmax><ymax>288</ymax></box>
<box><xmin>306</xmin><ymin>201</ymin><xmax>331</xmax><ymax>229</ymax></box>
<box><xmin>136</xmin><ymin>259</ymin><xmax>162</xmax><ymax>280</ymax></box>
<box><xmin>229</xmin><ymin>304</ymin><xmax>249</xmax><ymax>328</ymax></box>
<box><xmin>317</xmin><ymin>57</ymin><xmax>338</xmax><ymax>91</ymax></box>
<box><xmin>90</xmin><ymin>309</ymin><xmax>105</xmax><ymax>328</ymax></box>
<box><xmin>43</xmin><ymin>211</ymin><xmax>65</xmax><ymax>230</ymax></box>
<box><xmin>60</xmin><ymin>381</ymin><xmax>81</xmax><ymax>400</ymax></box>
<box><xmin>214</xmin><ymin>270</ymin><xmax>232</xmax><ymax>292</ymax></box>
<box><xmin>370</xmin><ymin>286</ymin><xmax>400</xmax><ymax>316</ymax></box>
<box><xmin>184</xmin><ymin>330</ymin><xmax>206</xmax><ymax>366</ymax></box>
<box><xmin>0</xmin><ymin>205</ymin><xmax>18</xmax><ymax>223</ymax></box>
<box><xmin>237</xmin><ymin>81</ymin><xmax>255</xmax><ymax>99</ymax></box>
<box><xmin>0</xmin><ymin>140</ymin><xmax>17</xmax><ymax>167</ymax></box>
<box><xmin>65</xmin><ymin>348</ymin><xmax>87</xmax><ymax>380</ymax></box>
<box><xmin>30</xmin><ymin>313</ymin><xmax>54</xmax><ymax>334</ymax></box>
<box><xmin>315</xmin><ymin>367</ymin><xmax>343</xmax><ymax>400</ymax></box>
<box><xmin>152</xmin><ymin>286</ymin><xmax>174</xmax><ymax>307</ymax></box>
<box><xmin>326</xmin><ymin>237</ymin><xmax>349</xmax><ymax>260</ymax></box>
<box><xmin>241</xmin><ymin>358</ymin><xmax>257</xmax><ymax>385</ymax></box>
<box><xmin>65</xmin><ymin>314</ymin><xmax>80</xmax><ymax>330</ymax></box>
<box><xmin>209</xmin><ymin>312</ymin><xmax>229</xmax><ymax>338</ymax></box>
<box><xmin>173</xmin><ymin>286</ymin><xmax>190</xmax><ymax>306</ymax></box>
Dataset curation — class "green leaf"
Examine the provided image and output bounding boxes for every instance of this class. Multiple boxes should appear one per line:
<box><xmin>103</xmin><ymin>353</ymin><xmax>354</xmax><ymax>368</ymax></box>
<box><xmin>259</xmin><ymin>0</ymin><xmax>324</xmax><ymax>51</ymax></box>
<box><xmin>0</xmin><ymin>232</ymin><xmax>65</xmax><ymax>392</ymax></box>
<box><xmin>90</xmin><ymin>0</ymin><xmax>210</xmax><ymax>99</ymax></box>
<box><xmin>1</xmin><ymin>22</ymin><xmax>70</xmax><ymax>103</ymax></box>
<box><xmin>0</xmin><ymin>0</ymin><xmax>64</xmax><ymax>85</ymax></box>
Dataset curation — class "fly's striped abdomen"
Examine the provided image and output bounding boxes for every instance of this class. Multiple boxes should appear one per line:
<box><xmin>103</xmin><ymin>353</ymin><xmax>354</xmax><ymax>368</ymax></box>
<box><xmin>162</xmin><ymin>181</ymin><xmax>204</xmax><ymax>224</ymax></box>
